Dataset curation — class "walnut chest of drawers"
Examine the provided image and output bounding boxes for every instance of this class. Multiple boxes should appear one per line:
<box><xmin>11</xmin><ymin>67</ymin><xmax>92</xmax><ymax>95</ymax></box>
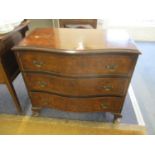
<box><xmin>13</xmin><ymin>28</ymin><xmax>141</xmax><ymax>122</ymax></box>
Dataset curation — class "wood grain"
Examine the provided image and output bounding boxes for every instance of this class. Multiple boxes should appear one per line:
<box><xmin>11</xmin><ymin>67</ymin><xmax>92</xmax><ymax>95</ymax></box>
<box><xmin>13</xmin><ymin>28</ymin><xmax>141</xmax><ymax>53</ymax></box>
<box><xmin>24</xmin><ymin>72</ymin><xmax>129</xmax><ymax>96</ymax></box>
<box><xmin>0</xmin><ymin>64</ymin><xmax>4</xmax><ymax>83</ymax></box>
<box><xmin>30</xmin><ymin>92</ymin><xmax>123</xmax><ymax>113</ymax></box>
<box><xmin>18</xmin><ymin>52</ymin><xmax>137</xmax><ymax>77</ymax></box>
<box><xmin>13</xmin><ymin>28</ymin><xmax>140</xmax><ymax>119</ymax></box>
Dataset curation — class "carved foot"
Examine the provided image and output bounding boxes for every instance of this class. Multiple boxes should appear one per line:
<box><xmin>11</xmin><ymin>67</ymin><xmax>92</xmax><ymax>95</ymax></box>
<box><xmin>32</xmin><ymin>107</ymin><xmax>41</xmax><ymax>117</ymax></box>
<box><xmin>113</xmin><ymin>113</ymin><xmax>122</xmax><ymax>124</ymax></box>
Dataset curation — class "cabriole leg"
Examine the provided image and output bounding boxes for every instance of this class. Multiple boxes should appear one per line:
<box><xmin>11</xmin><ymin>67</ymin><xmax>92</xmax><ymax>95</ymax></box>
<box><xmin>113</xmin><ymin>113</ymin><xmax>122</xmax><ymax>123</ymax></box>
<box><xmin>32</xmin><ymin>107</ymin><xmax>41</xmax><ymax>116</ymax></box>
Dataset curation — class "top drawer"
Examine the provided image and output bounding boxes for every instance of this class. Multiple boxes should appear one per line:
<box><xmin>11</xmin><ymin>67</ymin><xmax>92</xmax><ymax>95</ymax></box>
<box><xmin>17</xmin><ymin>51</ymin><xmax>137</xmax><ymax>77</ymax></box>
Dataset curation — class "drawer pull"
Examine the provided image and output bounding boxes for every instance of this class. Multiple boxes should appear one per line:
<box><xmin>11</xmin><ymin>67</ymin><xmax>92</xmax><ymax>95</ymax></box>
<box><xmin>105</xmin><ymin>64</ymin><xmax>118</xmax><ymax>72</ymax></box>
<box><xmin>38</xmin><ymin>81</ymin><xmax>47</xmax><ymax>88</ymax></box>
<box><xmin>100</xmin><ymin>103</ymin><xmax>108</xmax><ymax>109</ymax></box>
<box><xmin>102</xmin><ymin>85</ymin><xmax>113</xmax><ymax>91</ymax></box>
<box><xmin>33</xmin><ymin>60</ymin><xmax>44</xmax><ymax>68</ymax></box>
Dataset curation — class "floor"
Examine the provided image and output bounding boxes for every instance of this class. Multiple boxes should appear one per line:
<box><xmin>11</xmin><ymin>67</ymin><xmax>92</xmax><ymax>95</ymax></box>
<box><xmin>0</xmin><ymin>114</ymin><xmax>146</xmax><ymax>135</ymax></box>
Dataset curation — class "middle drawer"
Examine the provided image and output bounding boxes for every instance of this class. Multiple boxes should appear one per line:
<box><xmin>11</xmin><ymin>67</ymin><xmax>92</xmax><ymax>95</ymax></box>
<box><xmin>24</xmin><ymin>73</ymin><xmax>129</xmax><ymax>96</ymax></box>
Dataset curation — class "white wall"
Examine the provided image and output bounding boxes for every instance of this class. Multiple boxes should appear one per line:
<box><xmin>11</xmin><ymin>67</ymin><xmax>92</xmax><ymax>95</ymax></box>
<box><xmin>100</xmin><ymin>19</ymin><xmax>155</xmax><ymax>42</ymax></box>
<box><xmin>126</xmin><ymin>27</ymin><xmax>155</xmax><ymax>42</ymax></box>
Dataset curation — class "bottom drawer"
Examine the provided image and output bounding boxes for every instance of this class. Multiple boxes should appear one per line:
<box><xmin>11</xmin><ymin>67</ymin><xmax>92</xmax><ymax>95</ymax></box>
<box><xmin>30</xmin><ymin>92</ymin><xmax>123</xmax><ymax>113</ymax></box>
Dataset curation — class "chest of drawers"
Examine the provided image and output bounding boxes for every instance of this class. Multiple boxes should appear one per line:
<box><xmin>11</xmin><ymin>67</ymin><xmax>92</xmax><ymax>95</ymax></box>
<box><xmin>13</xmin><ymin>28</ymin><xmax>140</xmax><ymax>122</ymax></box>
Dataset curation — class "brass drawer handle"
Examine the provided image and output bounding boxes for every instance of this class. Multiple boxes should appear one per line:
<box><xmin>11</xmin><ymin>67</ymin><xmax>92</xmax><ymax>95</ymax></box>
<box><xmin>105</xmin><ymin>64</ymin><xmax>118</xmax><ymax>72</ymax></box>
<box><xmin>100</xmin><ymin>103</ymin><xmax>108</xmax><ymax>109</ymax></box>
<box><xmin>102</xmin><ymin>85</ymin><xmax>113</xmax><ymax>91</ymax></box>
<box><xmin>33</xmin><ymin>60</ymin><xmax>44</xmax><ymax>68</ymax></box>
<box><xmin>38</xmin><ymin>81</ymin><xmax>47</xmax><ymax>88</ymax></box>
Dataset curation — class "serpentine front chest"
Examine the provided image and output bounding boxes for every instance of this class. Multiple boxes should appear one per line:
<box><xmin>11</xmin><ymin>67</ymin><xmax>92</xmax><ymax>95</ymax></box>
<box><xmin>13</xmin><ymin>28</ymin><xmax>141</xmax><ymax>122</ymax></box>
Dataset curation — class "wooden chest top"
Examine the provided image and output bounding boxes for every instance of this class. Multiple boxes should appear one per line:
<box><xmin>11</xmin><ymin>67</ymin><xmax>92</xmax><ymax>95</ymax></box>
<box><xmin>13</xmin><ymin>28</ymin><xmax>141</xmax><ymax>54</ymax></box>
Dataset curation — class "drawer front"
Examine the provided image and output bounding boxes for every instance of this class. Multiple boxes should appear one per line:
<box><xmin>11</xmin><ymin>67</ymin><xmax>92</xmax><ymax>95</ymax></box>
<box><xmin>25</xmin><ymin>73</ymin><xmax>129</xmax><ymax>96</ymax></box>
<box><xmin>18</xmin><ymin>52</ymin><xmax>136</xmax><ymax>76</ymax></box>
<box><xmin>30</xmin><ymin>92</ymin><xmax>123</xmax><ymax>113</ymax></box>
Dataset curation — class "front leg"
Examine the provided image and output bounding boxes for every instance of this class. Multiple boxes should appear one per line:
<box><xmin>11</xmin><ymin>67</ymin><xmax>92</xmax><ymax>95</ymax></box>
<box><xmin>32</xmin><ymin>107</ymin><xmax>41</xmax><ymax>116</ymax></box>
<box><xmin>113</xmin><ymin>113</ymin><xmax>122</xmax><ymax>123</ymax></box>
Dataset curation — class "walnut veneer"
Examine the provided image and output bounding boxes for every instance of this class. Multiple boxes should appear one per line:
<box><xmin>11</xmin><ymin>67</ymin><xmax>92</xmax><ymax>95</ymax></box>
<box><xmin>13</xmin><ymin>28</ymin><xmax>141</xmax><ymax>121</ymax></box>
